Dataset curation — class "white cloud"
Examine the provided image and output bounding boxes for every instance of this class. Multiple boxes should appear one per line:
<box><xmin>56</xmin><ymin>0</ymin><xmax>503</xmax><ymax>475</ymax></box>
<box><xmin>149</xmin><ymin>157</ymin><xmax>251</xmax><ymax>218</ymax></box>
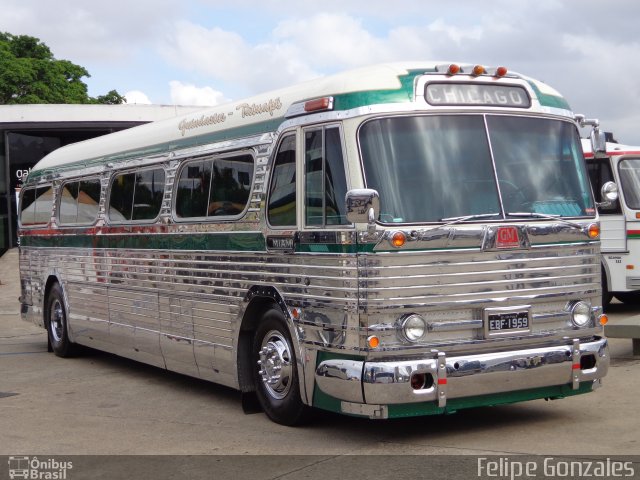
<box><xmin>169</xmin><ymin>81</ymin><xmax>230</xmax><ymax>106</ymax></box>
<box><xmin>124</xmin><ymin>90</ymin><xmax>152</xmax><ymax>104</ymax></box>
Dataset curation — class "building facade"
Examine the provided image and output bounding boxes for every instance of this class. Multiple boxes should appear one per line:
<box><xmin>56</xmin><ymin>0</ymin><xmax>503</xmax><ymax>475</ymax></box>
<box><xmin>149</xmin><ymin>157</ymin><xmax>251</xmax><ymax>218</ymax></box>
<box><xmin>0</xmin><ymin>104</ymin><xmax>203</xmax><ymax>254</ymax></box>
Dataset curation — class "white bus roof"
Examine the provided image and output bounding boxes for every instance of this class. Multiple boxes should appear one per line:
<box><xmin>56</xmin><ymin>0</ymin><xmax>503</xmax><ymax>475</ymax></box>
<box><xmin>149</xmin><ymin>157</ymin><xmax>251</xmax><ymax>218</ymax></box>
<box><xmin>29</xmin><ymin>62</ymin><xmax>571</xmax><ymax>177</ymax></box>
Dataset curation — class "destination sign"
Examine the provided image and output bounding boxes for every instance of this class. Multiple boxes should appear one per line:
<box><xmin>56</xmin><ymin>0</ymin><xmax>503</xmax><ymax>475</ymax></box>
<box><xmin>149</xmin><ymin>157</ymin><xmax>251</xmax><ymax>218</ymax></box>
<box><xmin>425</xmin><ymin>83</ymin><xmax>531</xmax><ymax>108</ymax></box>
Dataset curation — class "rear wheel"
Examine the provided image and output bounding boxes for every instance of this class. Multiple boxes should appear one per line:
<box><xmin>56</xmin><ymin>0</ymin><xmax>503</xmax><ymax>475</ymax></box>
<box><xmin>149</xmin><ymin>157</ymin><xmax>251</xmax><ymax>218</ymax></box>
<box><xmin>252</xmin><ymin>307</ymin><xmax>310</xmax><ymax>425</ymax></box>
<box><xmin>45</xmin><ymin>283</ymin><xmax>76</xmax><ymax>357</ymax></box>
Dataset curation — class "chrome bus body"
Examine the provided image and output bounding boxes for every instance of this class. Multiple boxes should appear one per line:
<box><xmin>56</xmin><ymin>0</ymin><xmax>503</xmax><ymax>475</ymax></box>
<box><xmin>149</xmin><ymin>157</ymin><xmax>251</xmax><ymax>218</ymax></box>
<box><xmin>19</xmin><ymin>62</ymin><xmax>609</xmax><ymax>422</ymax></box>
<box><xmin>584</xmin><ymin>139</ymin><xmax>640</xmax><ymax>304</ymax></box>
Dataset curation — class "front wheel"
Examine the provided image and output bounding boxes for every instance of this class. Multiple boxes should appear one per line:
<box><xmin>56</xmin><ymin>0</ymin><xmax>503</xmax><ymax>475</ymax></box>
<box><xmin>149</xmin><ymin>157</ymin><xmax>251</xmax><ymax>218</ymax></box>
<box><xmin>45</xmin><ymin>283</ymin><xmax>77</xmax><ymax>357</ymax></box>
<box><xmin>252</xmin><ymin>307</ymin><xmax>310</xmax><ymax>425</ymax></box>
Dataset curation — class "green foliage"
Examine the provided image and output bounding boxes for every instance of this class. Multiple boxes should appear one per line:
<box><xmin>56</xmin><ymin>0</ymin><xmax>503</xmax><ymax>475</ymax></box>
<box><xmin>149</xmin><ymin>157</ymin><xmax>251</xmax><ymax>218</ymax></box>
<box><xmin>0</xmin><ymin>32</ymin><xmax>124</xmax><ymax>105</ymax></box>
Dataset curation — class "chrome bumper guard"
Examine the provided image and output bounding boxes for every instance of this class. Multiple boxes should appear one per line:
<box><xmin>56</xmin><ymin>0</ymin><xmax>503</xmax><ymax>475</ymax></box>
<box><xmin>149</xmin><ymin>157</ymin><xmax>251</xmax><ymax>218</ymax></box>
<box><xmin>315</xmin><ymin>337</ymin><xmax>609</xmax><ymax>407</ymax></box>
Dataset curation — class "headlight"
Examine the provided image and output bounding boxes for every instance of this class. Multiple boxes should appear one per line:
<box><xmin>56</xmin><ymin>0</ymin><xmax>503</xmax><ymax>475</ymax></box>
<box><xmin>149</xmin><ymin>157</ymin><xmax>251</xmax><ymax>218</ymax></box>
<box><xmin>570</xmin><ymin>301</ymin><xmax>592</xmax><ymax>328</ymax></box>
<box><xmin>400</xmin><ymin>314</ymin><xmax>427</xmax><ymax>342</ymax></box>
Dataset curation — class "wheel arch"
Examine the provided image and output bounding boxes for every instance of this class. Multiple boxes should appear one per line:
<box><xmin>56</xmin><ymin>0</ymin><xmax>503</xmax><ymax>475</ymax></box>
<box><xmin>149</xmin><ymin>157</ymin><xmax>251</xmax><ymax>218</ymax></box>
<box><xmin>236</xmin><ymin>286</ymin><xmax>307</xmax><ymax>402</ymax></box>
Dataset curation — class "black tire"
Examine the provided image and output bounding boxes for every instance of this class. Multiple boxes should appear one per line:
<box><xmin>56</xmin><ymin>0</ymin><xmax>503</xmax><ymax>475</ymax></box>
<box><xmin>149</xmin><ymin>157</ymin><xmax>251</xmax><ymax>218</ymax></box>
<box><xmin>614</xmin><ymin>291</ymin><xmax>640</xmax><ymax>304</ymax></box>
<box><xmin>252</xmin><ymin>307</ymin><xmax>310</xmax><ymax>426</ymax></box>
<box><xmin>45</xmin><ymin>283</ymin><xmax>76</xmax><ymax>357</ymax></box>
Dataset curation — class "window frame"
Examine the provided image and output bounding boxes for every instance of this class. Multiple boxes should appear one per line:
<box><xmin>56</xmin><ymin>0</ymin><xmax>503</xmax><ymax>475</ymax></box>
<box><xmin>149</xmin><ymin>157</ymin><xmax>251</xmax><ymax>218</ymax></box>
<box><xmin>107</xmin><ymin>165</ymin><xmax>167</xmax><ymax>225</ymax></box>
<box><xmin>266</xmin><ymin>131</ymin><xmax>298</xmax><ymax>229</ymax></box>
<box><xmin>303</xmin><ymin>123</ymin><xmax>351</xmax><ymax>229</ymax></box>
<box><xmin>57</xmin><ymin>176</ymin><xmax>103</xmax><ymax>227</ymax></box>
<box><xmin>19</xmin><ymin>183</ymin><xmax>54</xmax><ymax>229</ymax></box>
<box><xmin>171</xmin><ymin>150</ymin><xmax>256</xmax><ymax>223</ymax></box>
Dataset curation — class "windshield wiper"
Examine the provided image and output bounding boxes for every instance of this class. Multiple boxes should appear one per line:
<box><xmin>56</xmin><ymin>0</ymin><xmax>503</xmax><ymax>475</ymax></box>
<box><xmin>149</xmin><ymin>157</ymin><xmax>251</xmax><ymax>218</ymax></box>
<box><xmin>506</xmin><ymin>212</ymin><xmax>583</xmax><ymax>229</ymax></box>
<box><xmin>439</xmin><ymin>213</ymin><xmax>501</xmax><ymax>227</ymax></box>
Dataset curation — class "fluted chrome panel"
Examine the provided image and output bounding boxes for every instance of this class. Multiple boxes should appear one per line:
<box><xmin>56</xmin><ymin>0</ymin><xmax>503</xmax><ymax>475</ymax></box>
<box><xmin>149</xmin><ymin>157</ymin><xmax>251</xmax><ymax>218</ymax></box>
<box><xmin>358</xmin><ymin>243</ymin><xmax>601</xmax><ymax>352</ymax></box>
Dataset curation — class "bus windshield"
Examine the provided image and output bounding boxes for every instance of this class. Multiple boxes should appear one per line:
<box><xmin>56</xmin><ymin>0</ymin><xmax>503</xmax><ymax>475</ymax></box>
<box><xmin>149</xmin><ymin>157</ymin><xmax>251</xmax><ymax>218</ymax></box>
<box><xmin>618</xmin><ymin>158</ymin><xmax>640</xmax><ymax>209</ymax></box>
<box><xmin>359</xmin><ymin>115</ymin><xmax>594</xmax><ymax>223</ymax></box>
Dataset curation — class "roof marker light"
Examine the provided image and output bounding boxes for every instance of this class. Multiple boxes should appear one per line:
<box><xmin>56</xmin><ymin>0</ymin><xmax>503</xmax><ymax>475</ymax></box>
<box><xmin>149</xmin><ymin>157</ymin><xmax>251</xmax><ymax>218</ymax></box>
<box><xmin>447</xmin><ymin>64</ymin><xmax>461</xmax><ymax>75</ymax></box>
<box><xmin>495</xmin><ymin>66</ymin><xmax>508</xmax><ymax>77</ymax></box>
<box><xmin>472</xmin><ymin>65</ymin><xmax>486</xmax><ymax>76</ymax></box>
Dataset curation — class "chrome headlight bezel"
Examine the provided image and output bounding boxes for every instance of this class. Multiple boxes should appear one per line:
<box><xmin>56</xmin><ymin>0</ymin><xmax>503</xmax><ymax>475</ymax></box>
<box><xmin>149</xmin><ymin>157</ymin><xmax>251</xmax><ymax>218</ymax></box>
<box><xmin>399</xmin><ymin>314</ymin><xmax>427</xmax><ymax>342</ymax></box>
<box><xmin>569</xmin><ymin>301</ymin><xmax>593</xmax><ymax>328</ymax></box>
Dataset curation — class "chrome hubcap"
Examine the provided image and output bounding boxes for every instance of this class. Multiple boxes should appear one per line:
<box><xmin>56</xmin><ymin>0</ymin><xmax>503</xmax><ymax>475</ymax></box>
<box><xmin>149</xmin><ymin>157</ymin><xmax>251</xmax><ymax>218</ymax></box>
<box><xmin>257</xmin><ymin>330</ymin><xmax>293</xmax><ymax>400</ymax></box>
<box><xmin>50</xmin><ymin>299</ymin><xmax>64</xmax><ymax>343</ymax></box>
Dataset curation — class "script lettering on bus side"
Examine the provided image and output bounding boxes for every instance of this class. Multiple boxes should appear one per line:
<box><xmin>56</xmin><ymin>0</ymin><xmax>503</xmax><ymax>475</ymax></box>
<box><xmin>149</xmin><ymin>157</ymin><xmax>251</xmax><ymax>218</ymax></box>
<box><xmin>178</xmin><ymin>113</ymin><xmax>227</xmax><ymax>136</ymax></box>
<box><xmin>236</xmin><ymin>97</ymin><xmax>283</xmax><ymax>118</ymax></box>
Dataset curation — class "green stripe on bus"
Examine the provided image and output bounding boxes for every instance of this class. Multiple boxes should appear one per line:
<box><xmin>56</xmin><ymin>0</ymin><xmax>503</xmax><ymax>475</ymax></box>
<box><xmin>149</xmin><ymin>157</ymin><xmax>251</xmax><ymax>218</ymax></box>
<box><xmin>20</xmin><ymin>232</ymin><xmax>268</xmax><ymax>251</ymax></box>
<box><xmin>524</xmin><ymin>80</ymin><xmax>572</xmax><ymax>110</ymax></box>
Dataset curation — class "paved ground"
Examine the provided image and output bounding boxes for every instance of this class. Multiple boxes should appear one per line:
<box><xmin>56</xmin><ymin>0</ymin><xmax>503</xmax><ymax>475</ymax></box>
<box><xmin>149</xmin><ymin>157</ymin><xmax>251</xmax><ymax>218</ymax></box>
<box><xmin>1</xmin><ymin>248</ymin><xmax>638</xmax><ymax>459</ymax></box>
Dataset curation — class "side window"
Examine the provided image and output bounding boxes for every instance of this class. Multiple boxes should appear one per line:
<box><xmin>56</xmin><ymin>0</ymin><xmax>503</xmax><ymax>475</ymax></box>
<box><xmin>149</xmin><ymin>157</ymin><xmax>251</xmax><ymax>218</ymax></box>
<box><xmin>78</xmin><ymin>179</ymin><xmax>102</xmax><ymax>223</ymax></box>
<box><xmin>20</xmin><ymin>188</ymin><xmax>37</xmax><ymax>226</ymax></box>
<box><xmin>267</xmin><ymin>134</ymin><xmax>297</xmax><ymax>227</ymax></box>
<box><xmin>587</xmin><ymin>160</ymin><xmax>620</xmax><ymax>214</ymax></box>
<box><xmin>20</xmin><ymin>185</ymin><xmax>53</xmax><ymax>226</ymax></box>
<box><xmin>304</xmin><ymin>126</ymin><xmax>349</xmax><ymax>227</ymax></box>
<box><xmin>59</xmin><ymin>182</ymin><xmax>80</xmax><ymax>224</ymax></box>
<box><xmin>59</xmin><ymin>179</ymin><xmax>102</xmax><ymax>225</ymax></box>
<box><xmin>619</xmin><ymin>158</ymin><xmax>640</xmax><ymax>211</ymax></box>
<box><xmin>109</xmin><ymin>168</ymin><xmax>165</xmax><ymax>222</ymax></box>
<box><xmin>176</xmin><ymin>161</ymin><xmax>211</xmax><ymax>218</ymax></box>
<box><xmin>209</xmin><ymin>155</ymin><xmax>254</xmax><ymax>217</ymax></box>
<box><xmin>175</xmin><ymin>154</ymin><xmax>254</xmax><ymax>219</ymax></box>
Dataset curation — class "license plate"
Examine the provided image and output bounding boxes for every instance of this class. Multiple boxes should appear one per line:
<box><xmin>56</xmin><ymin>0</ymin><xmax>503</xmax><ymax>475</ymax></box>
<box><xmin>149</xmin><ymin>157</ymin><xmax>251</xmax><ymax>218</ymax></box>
<box><xmin>487</xmin><ymin>311</ymin><xmax>530</xmax><ymax>334</ymax></box>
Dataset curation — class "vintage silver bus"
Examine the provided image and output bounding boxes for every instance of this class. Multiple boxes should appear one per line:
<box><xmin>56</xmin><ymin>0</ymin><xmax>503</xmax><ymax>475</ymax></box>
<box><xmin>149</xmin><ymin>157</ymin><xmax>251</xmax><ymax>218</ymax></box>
<box><xmin>19</xmin><ymin>62</ymin><xmax>610</xmax><ymax>425</ymax></box>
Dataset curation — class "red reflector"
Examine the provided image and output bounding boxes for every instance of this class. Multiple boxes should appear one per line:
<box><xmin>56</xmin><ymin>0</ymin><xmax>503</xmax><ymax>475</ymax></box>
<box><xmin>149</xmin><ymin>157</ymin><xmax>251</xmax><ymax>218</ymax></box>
<box><xmin>572</xmin><ymin>363</ymin><xmax>581</xmax><ymax>370</ymax></box>
<box><xmin>304</xmin><ymin>97</ymin><xmax>332</xmax><ymax>112</ymax></box>
<box><xmin>496</xmin><ymin>226</ymin><xmax>520</xmax><ymax>249</ymax></box>
<box><xmin>437</xmin><ymin>378</ymin><xmax>447</xmax><ymax>385</ymax></box>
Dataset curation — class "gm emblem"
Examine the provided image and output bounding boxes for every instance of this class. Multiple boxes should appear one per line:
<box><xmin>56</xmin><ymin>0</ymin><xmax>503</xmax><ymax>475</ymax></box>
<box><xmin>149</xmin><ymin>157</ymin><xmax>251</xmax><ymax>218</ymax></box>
<box><xmin>496</xmin><ymin>226</ymin><xmax>520</xmax><ymax>249</ymax></box>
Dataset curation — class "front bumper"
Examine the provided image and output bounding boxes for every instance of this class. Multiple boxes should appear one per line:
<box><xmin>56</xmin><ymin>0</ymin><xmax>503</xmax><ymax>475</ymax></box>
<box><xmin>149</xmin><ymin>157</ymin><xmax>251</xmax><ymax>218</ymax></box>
<box><xmin>315</xmin><ymin>337</ymin><xmax>609</xmax><ymax>416</ymax></box>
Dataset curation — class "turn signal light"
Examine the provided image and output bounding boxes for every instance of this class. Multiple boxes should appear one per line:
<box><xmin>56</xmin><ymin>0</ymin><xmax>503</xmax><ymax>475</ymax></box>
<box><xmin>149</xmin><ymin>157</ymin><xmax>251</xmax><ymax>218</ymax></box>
<box><xmin>599</xmin><ymin>314</ymin><xmax>608</xmax><ymax>326</ymax></box>
<box><xmin>587</xmin><ymin>223</ymin><xmax>600</xmax><ymax>239</ymax></box>
<box><xmin>367</xmin><ymin>335</ymin><xmax>380</xmax><ymax>348</ymax></box>
<box><xmin>391</xmin><ymin>231</ymin><xmax>406</xmax><ymax>248</ymax></box>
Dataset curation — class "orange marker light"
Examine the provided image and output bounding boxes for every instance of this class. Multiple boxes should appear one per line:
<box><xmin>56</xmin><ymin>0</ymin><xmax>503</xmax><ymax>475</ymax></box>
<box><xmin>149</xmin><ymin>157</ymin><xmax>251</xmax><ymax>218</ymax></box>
<box><xmin>626</xmin><ymin>265</ymin><xmax>635</xmax><ymax>270</ymax></box>
<box><xmin>304</xmin><ymin>97</ymin><xmax>332</xmax><ymax>113</ymax></box>
<box><xmin>599</xmin><ymin>314</ymin><xmax>608</xmax><ymax>326</ymax></box>
<box><xmin>472</xmin><ymin>65</ymin><xmax>486</xmax><ymax>76</ymax></box>
<box><xmin>447</xmin><ymin>64</ymin><xmax>461</xmax><ymax>75</ymax></box>
<box><xmin>391</xmin><ymin>231</ymin><xmax>406</xmax><ymax>248</ymax></box>
<box><xmin>587</xmin><ymin>223</ymin><xmax>600</xmax><ymax>239</ymax></box>
<box><xmin>636</xmin><ymin>212</ymin><xmax>640</xmax><ymax>219</ymax></box>
<box><xmin>367</xmin><ymin>335</ymin><xmax>380</xmax><ymax>348</ymax></box>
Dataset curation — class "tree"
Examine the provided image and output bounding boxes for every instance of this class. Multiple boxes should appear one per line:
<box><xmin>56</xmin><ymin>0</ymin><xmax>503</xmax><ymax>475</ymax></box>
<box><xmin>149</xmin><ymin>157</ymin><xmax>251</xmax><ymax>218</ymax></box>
<box><xmin>0</xmin><ymin>32</ymin><xmax>124</xmax><ymax>105</ymax></box>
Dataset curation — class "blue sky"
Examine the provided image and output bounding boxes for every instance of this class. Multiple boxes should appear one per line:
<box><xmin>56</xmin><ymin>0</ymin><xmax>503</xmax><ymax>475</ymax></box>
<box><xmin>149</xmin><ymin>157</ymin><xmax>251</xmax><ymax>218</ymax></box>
<box><xmin>2</xmin><ymin>0</ymin><xmax>640</xmax><ymax>144</ymax></box>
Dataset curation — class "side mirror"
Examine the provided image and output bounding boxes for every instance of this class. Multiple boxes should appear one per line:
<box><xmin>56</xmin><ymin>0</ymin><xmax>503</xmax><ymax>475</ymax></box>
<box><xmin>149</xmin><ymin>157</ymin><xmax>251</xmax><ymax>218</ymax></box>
<box><xmin>345</xmin><ymin>189</ymin><xmax>379</xmax><ymax>234</ymax></box>
<box><xmin>590</xmin><ymin>128</ymin><xmax>606</xmax><ymax>154</ymax></box>
<box><xmin>598</xmin><ymin>181</ymin><xmax>618</xmax><ymax>208</ymax></box>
